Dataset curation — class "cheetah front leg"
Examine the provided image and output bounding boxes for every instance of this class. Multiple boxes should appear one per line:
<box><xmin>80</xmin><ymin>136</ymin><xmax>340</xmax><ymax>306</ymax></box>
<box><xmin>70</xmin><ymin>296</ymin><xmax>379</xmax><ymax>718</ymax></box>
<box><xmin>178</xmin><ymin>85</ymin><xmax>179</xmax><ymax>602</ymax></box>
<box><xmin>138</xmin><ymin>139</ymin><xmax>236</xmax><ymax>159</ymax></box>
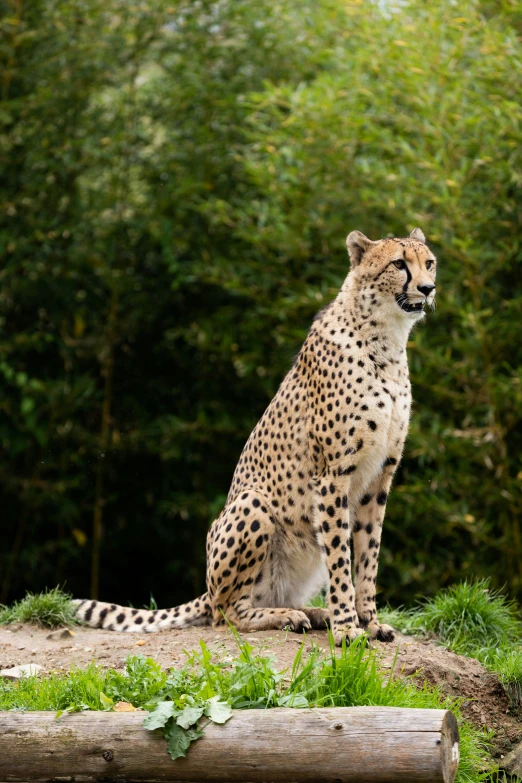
<box><xmin>315</xmin><ymin>469</ymin><xmax>364</xmax><ymax>646</ymax></box>
<box><xmin>352</xmin><ymin>460</ymin><xmax>398</xmax><ymax>642</ymax></box>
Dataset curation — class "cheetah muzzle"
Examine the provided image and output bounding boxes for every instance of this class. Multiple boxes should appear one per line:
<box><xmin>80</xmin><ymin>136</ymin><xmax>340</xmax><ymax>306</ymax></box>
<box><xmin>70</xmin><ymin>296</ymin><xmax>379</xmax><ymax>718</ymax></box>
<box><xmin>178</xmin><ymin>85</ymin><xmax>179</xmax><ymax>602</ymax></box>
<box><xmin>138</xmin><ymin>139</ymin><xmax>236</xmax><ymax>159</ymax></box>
<box><xmin>74</xmin><ymin>227</ymin><xmax>437</xmax><ymax>646</ymax></box>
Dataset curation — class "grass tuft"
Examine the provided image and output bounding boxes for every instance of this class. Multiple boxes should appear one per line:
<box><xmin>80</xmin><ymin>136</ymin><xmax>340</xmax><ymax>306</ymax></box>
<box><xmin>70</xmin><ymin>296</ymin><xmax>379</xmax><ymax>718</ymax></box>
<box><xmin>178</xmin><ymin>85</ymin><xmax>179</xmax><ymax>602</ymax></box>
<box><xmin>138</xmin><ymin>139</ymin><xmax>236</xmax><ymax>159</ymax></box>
<box><xmin>0</xmin><ymin>587</ymin><xmax>79</xmax><ymax>628</ymax></box>
<box><xmin>416</xmin><ymin>579</ymin><xmax>521</xmax><ymax>658</ymax></box>
<box><xmin>488</xmin><ymin>647</ymin><xmax>522</xmax><ymax>708</ymax></box>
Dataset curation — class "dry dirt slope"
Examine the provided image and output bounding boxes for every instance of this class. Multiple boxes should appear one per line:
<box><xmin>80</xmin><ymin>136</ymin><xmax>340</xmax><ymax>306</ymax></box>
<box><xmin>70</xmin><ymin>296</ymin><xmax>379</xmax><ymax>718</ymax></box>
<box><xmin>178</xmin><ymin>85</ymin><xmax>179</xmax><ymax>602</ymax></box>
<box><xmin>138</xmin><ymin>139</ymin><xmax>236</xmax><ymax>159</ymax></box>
<box><xmin>0</xmin><ymin>623</ymin><xmax>520</xmax><ymax>764</ymax></box>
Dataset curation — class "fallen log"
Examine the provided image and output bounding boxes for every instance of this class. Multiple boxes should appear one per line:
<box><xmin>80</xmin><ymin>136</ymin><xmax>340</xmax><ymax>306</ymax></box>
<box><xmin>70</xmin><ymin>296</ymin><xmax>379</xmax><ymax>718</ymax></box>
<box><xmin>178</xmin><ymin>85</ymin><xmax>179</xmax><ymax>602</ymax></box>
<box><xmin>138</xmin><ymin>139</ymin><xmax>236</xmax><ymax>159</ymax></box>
<box><xmin>0</xmin><ymin>706</ymin><xmax>459</xmax><ymax>783</ymax></box>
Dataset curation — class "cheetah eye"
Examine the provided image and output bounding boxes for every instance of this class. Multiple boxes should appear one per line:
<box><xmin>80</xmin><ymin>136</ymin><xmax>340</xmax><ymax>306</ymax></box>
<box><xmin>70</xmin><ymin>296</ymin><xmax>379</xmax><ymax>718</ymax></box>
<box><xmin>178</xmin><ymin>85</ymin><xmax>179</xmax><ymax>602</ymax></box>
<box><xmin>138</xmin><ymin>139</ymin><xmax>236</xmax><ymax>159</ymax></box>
<box><xmin>426</xmin><ymin>259</ymin><xmax>434</xmax><ymax>271</ymax></box>
<box><xmin>393</xmin><ymin>260</ymin><xmax>406</xmax><ymax>270</ymax></box>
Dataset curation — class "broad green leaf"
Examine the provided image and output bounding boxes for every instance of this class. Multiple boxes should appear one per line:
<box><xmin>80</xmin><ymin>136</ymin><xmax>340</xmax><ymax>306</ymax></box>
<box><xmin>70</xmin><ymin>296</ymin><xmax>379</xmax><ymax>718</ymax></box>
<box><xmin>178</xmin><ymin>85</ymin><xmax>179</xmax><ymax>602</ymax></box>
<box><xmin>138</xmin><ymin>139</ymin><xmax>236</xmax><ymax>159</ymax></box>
<box><xmin>277</xmin><ymin>693</ymin><xmax>309</xmax><ymax>708</ymax></box>
<box><xmin>99</xmin><ymin>692</ymin><xmax>113</xmax><ymax>710</ymax></box>
<box><xmin>205</xmin><ymin>696</ymin><xmax>233</xmax><ymax>724</ymax></box>
<box><xmin>143</xmin><ymin>701</ymin><xmax>176</xmax><ymax>730</ymax></box>
<box><xmin>164</xmin><ymin>722</ymin><xmax>204</xmax><ymax>760</ymax></box>
<box><xmin>176</xmin><ymin>704</ymin><xmax>204</xmax><ymax>729</ymax></box>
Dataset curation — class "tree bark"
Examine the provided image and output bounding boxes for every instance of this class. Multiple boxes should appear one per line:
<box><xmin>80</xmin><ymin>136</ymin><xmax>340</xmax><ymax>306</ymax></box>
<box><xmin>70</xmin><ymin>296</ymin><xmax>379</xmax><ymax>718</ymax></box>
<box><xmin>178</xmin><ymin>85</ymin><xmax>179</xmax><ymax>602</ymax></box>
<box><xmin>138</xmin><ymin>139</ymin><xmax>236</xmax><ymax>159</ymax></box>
<box><xmin>0</xmin><ymin>707</ymin><xmax>459</xmax><ymax>783</ymax></box>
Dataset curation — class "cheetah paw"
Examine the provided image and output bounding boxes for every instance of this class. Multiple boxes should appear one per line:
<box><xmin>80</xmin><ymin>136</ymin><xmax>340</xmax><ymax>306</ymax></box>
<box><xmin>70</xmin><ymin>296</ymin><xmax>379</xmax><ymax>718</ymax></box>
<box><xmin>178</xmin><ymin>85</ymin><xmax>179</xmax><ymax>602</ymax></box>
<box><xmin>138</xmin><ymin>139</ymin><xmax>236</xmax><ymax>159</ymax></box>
<box><xmin>333</xmin><ymin>625</ymin><xmax>366</xmax><ymax>647</ymax></box>
<box><xmin>280</xmin><ymin>610</ymin><xmax>312</xmax><ymax>634</ymax></box>
<box><xmin>367</xmin><ymin>622</ymin><xmax>395</xmax><ymax>643</ymax></box>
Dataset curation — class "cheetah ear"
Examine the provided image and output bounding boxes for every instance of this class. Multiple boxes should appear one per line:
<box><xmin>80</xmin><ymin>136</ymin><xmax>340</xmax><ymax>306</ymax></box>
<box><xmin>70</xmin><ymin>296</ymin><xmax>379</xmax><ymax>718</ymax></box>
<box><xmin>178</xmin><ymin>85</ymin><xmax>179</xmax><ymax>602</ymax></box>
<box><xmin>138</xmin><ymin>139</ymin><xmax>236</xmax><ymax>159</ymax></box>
<box><xmin>346</xmin><ymin>231</ymin><xmax>374</xmax><ymax>266</ymax></box>
<box><xmin>410</xmin><ymin>227</ymin><xmax>426</xmax><ymax>244</ymax></box>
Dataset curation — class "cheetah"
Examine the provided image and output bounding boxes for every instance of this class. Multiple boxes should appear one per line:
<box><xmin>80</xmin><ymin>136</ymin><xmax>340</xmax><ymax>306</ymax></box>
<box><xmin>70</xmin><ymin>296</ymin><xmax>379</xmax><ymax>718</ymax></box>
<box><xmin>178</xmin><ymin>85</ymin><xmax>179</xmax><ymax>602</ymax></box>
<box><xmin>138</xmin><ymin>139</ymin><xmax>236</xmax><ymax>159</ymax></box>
<box><xmin>75</xmin><ymin>228</ymin><xmax>437</xmax><ymax>645</ymax></box>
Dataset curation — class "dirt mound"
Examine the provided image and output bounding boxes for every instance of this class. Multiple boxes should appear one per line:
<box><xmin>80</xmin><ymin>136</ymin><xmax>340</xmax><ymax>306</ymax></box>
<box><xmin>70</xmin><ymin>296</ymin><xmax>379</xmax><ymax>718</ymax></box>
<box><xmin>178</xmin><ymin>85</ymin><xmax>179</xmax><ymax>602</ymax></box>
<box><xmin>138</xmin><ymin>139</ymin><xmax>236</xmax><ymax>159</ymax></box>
<box><xmin>0</xmin><ymin>624</ymin><xmax>520</xmax><ymax>758</ymax></box>
<box><xmin>377</xmin><ymin>637</ymin><xmax>521</xmax><ymax>756</ymax></box>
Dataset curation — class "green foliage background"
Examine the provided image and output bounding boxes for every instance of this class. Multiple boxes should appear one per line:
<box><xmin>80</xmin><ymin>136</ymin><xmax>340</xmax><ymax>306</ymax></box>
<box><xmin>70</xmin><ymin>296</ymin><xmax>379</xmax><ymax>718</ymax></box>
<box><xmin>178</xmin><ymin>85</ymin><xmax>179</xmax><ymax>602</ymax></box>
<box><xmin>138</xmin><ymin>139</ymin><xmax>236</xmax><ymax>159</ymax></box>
<box><xmin>1</xmin><ymin>0</ymin><xmax>521</xmax><ymax>607</ymax></box>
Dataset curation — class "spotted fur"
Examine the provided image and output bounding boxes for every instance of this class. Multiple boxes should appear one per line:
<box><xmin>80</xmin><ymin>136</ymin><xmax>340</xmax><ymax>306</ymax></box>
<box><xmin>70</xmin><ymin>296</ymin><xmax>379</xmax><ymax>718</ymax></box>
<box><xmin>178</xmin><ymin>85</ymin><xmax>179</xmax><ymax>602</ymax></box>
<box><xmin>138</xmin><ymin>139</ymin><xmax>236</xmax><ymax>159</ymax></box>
<box><xmin>74</xmin><ymin>228</ymin><xmax>437</xmax><ymax>645</ymax></box>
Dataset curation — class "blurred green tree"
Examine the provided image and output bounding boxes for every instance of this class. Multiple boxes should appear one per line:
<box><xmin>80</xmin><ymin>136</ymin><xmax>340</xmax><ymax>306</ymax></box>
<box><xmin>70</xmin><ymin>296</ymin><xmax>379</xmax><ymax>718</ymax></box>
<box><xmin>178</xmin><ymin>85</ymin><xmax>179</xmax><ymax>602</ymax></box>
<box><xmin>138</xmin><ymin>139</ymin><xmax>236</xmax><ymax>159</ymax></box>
<box><xmin>0</xmin><ymin>0</ymin><xmax>521</xmax><ymax>607</ymax></box>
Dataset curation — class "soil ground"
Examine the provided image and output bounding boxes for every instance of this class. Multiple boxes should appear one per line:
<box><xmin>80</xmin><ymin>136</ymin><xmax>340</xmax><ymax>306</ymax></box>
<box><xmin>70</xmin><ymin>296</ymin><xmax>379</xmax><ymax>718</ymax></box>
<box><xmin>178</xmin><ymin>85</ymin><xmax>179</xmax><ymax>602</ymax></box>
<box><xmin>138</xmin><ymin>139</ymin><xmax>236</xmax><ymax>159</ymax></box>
<box><xmin>1</xmin><ymin>623</ymin><xmax>520</xmax><ymax>760</ymax></box>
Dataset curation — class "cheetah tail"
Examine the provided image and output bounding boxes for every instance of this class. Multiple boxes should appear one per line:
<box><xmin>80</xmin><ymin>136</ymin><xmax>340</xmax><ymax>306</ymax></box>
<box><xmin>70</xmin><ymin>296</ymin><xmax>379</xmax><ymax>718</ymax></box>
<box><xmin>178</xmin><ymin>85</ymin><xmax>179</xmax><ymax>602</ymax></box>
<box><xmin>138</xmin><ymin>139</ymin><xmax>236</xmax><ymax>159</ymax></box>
<box><xmin>72</xmin><ymin>593</ymin><xmax>212</xmax><ymax>633</ymax></box>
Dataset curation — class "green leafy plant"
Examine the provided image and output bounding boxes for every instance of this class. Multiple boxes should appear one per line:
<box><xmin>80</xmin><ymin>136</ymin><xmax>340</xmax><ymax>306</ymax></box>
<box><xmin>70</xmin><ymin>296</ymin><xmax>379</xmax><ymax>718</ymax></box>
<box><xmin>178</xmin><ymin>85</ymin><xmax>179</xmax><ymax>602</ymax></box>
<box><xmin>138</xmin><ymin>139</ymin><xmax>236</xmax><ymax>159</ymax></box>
<box><xmin>0</xmin><ymin>657</ymin><xmax>168</xmax><ymax>713</ymax></box>
<box><xmin>187</xmin><ymin>627</ymin><xmax>311</xmax><ymax>710</ymax></box>
<box><xmin>143</xmin><ymin>694</ymin><xmax>232</xmax><ymax>759</ymax></box>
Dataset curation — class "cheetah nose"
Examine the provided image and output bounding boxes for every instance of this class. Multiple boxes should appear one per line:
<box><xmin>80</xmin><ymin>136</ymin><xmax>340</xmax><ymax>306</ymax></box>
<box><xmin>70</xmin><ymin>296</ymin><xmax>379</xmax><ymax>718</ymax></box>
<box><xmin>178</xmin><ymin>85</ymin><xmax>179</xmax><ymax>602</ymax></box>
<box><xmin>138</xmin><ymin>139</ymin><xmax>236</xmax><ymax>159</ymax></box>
<box><xmin>417</xmin><ymin>284</ymin><xmax>435</xmax><ymax>297</ymax></box>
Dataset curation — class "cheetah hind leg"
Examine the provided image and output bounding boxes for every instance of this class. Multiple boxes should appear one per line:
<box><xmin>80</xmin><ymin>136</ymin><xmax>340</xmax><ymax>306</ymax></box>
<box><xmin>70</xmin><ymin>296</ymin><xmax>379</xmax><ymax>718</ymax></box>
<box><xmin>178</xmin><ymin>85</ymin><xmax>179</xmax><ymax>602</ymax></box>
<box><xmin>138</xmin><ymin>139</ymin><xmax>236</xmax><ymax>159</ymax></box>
<box><xmin>207</xmin><ymin>490</ymin><xmax>312</xmax><ymax>634</ymax></box>
<box><xmin>300</xmin><ymin>606</ymin><xmax>330</xmax><ymax>630</ymax></box>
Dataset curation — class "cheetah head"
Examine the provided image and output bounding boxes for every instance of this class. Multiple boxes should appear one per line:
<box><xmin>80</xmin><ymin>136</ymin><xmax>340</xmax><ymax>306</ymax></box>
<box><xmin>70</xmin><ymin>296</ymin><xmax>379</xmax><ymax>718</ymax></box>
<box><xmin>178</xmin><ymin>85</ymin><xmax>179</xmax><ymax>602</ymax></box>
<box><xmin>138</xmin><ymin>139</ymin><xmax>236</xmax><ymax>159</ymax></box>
<box><xmin>346</xmin><ymin>228</ymin><xmax>437</xmax><ymax>321</ymax></box>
